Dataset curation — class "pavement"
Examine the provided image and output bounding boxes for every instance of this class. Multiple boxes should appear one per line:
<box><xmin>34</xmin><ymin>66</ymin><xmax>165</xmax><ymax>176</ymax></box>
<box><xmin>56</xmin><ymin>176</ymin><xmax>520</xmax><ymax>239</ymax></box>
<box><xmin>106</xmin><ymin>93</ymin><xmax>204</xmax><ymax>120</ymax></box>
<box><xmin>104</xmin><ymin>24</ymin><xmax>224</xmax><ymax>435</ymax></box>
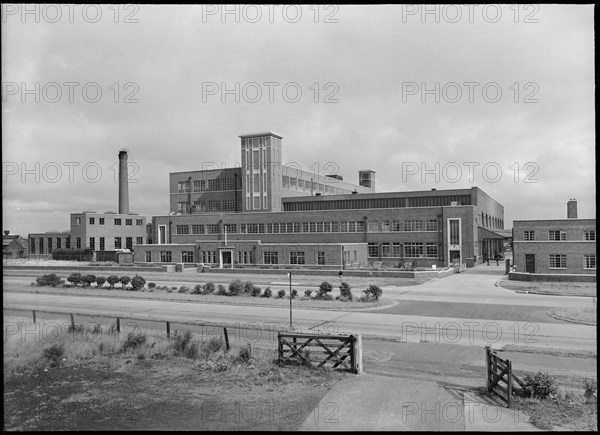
<box><xmin>299</xmin><ymin>373</ymin><xmax>542</xmax><ymax>431</ymax></box>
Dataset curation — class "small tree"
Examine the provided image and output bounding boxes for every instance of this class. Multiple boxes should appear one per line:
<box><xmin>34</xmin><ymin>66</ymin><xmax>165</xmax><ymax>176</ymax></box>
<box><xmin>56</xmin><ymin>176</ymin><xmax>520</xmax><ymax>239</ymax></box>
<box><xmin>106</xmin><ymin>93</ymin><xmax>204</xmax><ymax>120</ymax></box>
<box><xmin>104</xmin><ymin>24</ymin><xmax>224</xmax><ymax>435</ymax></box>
<box><xmin>364</xmin><ymin>284</ymin><xmax>382</xmax><ymax>301</ymax></box>
<box><xmin>119</xmin><ymin>275</ymin><xmax>131</xmax><ymax>289</ymax></box>
<box><xmin>67</xmin><ymin>273</ymin><xmax>82</xmax><ymax>287</ymax></box>
<box><xmin>277</xmin><ymin>289</ymin><xmax>285</xmax><ymax>298</ymax></box>
<box><xmin>304</xmin><ymin>289</ymin><xmax>312</xmax><ymax>298</ymax></box>
<box><xmin>130</xmin><ymin>275</ymin><xmax>146</xmax><ymax>291</ymax></box>
<box><xmin>216</xmin><ymin>284</ymin><xmax>228</xmax><ymax>295</ymax></box>
<box><xmin>81</xmin><ymin>274</ymin><xmax>96</xmax><ymax>287</ymax></box>
<box><xmin>243</xmin><ymin>281</ymin><xmax>254</xmax><ymax>294</ymax></box>
<box><xmin>228</xmin><ymin>280</ymin><xmax>244</xmax><ymax>296</ymax></box>
<box><xmin>339</xmin><ymin>282</ymin><xmax>353</xmax><ymax>301</ymax></box>
<box><xmin>95</xmin><ymin>276</ymin><xmax>106</xmax><ymax>288</ymax></box>
<box><xmin>317</xmin><ymin>281</ymin><xmax>333</xmax><ymax>299</ymax></box>
<box><xmin>36</xmin><ymin>273</ymin><xmax>63</xmax><ymax>287</ymax></box>
<box><xmin>262</xmin><ymin>287</ymin><xmax>272</xmax><ymax>298</ymax></box>
<box><xmin>106</xmin><ymin>275</ymin><xmax>120</xmax><ymax>289</ymax></box>
<box><xmin>291</xmin><ymin>289</ymin><xmax>298</xmax><ymax>299</ymax></box>
<box><xmin>251</xmin><ymin>286</ymin><xmax>262</xmax><ymax>297</ymax></box>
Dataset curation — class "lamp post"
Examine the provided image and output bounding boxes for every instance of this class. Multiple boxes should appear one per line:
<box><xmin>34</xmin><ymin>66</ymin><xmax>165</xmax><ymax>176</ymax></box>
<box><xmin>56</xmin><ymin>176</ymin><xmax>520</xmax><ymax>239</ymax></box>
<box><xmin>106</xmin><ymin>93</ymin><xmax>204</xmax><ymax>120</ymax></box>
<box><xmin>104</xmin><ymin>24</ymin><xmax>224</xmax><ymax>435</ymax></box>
<box><xmin>287</xmin><ymin>272</ymin><xmax>292</xmax><ymax>329</ymax></box>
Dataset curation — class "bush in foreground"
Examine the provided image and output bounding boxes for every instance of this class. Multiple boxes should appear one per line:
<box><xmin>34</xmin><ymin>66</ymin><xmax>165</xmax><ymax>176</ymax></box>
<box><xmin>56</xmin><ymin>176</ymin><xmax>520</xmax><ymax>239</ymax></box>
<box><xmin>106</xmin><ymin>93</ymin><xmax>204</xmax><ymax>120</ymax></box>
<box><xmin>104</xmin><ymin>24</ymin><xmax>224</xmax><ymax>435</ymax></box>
<box><xmin>95</xmin><ymin>276</ymin><xmax>107</xmax><ymax>288</ymax></box>
<box><xmin>67</xmin><ymin>273</ymin><xmax>83</xmax><ymax>287</ymax></box>
<box><xmin>35</xmin><ymin>274</ymin><xmax>63</xmax><ymax>287</ymax></box>
<box><xmin>363</xmin><ymin>285</ymin><xmax>382</xmax><ymax>301</ymax></box>
<box><xmin>523</xmin><ymin>371</ymin><xmax>558</xmax><ymax>399</ymax></box>
<box><xmin>119</xmin><ymin>276</ymin><xmax>131</xmax><ymax>289</ymax></box>
<box><xmin>277</xmin><ymin>289</ymin><xmax>286</xmax><ymax>299</ymax></box>
<box><xmin>339</xmin><ymin>282</ymin><xmax>353</xmax><ymax>301</ymax></box>
<box><xmin>229</xmin><ymin>280</ymin><xmax>244</xmax><ymax>296</ymax></box>
<box><xmin>262</xmin><ymin>287</ymin><xmax>272</xmax><ymax>298</ymax></box>
<box><xmin>130</xmin><ymin>275</ymin><xmax>146</xmax><ymax>291</ymax></box>
<box><xmin>106</xmin><ymin>275</ymin><xmax>120</xmax><ymax>289</ymax></box>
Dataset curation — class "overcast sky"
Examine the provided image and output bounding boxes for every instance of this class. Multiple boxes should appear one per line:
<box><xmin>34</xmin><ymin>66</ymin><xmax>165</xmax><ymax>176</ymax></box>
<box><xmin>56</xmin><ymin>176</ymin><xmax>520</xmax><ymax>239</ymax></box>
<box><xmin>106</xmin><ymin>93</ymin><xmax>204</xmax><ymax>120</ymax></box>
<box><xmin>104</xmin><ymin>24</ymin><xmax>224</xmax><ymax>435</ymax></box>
<box><xmin>2</xmin><ymin>4</ymin><xmax>595</xmax><ymax>236</ymax></box>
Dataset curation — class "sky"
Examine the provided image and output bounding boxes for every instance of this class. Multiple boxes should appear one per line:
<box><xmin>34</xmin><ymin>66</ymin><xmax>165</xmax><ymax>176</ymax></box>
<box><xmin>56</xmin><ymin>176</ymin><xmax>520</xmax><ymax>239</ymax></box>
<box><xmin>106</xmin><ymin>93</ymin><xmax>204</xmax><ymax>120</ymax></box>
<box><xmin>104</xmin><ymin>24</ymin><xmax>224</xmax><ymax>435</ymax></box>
<box><xmin>2</xmin><ymin>4</ymin><xmax>595</xmax><ymax>236</ymax></box>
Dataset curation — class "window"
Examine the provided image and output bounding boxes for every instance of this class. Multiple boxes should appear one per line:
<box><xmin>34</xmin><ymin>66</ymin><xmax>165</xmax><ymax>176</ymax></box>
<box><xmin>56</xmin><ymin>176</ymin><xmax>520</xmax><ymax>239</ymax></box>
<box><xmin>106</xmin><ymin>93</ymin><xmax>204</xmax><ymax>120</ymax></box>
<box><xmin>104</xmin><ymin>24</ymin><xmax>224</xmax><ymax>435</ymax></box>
<box><xmin>193</xmin><ymin>180</ymin><xmax>205</xmax><ymax>192</ymax></box>
<box><xmin>89</xmin><ymin>238</ymin><xmax>95</xmax><ymax>250</ymax></box>
<box><xmin>192</xmin><ymin>224</ymin><xmax>205</xmax><ymax>234</ymax></box>
<box><xmin>182</xmin><ymin>251</ymin><xmax>194</xmax><ymax>263</ymax></box>
<box><xmin>208</xmin><ymin>179</ymin><xmax>221</xmax><ymax>191</ymax></box>
<box><xmin>126</xmin><ymin>237</ymin><xmax>133</xmax><ymax>250</ymax></box>
<box><xmin>368</xmin><ymin>243</ymin><xmax>379</xmax><ymax>258</ymax></box>
<box><xmin>207</xmin><ymin>224</ymin><xmax>220</xmax><ymax>235</ymax></box>
<box><xmin>381</xmin><ymin>221</ymin><xmax>390</xmax><ymax>232</ymax></box>
<box><xmin>356</xmin><ymin>221</ymin><xmax>365</xmax><ymax>232</ymax></box>
<box><xmin>65</xmin><ymin>237</ymin><xmax>70</xmax><ymax>249</ymax></box>
<box><xmin>340</xmin><ymin>222</ymin><xmax>348</xmax><ymax>232</ymax></box>
<box><xmin>404</xmin><ymin>242</ymin><xmax>424</xmax><ymax>258</ymax></box>
<box><xmin>367</xmin><ymin>221</ymin><xmax>379</xmax><ymax>232</ymax></box>
<box><xmin>114</xmin><ymin>218</ymin><xmax>122</xmax><ymax>225</ymax></box>
<box><xmin>524</xmin><ymin>231</ymin><xmax>535</xmax><ymax>241</ymax></box>
<box><xmin>404</xmin><ymin>220</ymin><xmax>423</xmax><ymax>231</ymax></box>
<box><xmin>99</xmin><ymin>237</ymin><xmax>105</xmax><ymax>251</ymax></box>
<box><xmin>290</xmin><ymin>252</ymin><xmax>305</xmax><ymax>265</ymax></box>
<box><xmin>222</xmin><ymin>200</ymin><xmax>236</xmax><ymax>212</ymax></box>
<box><xmin>126</xmin><ymin>219</ymin><xmax>132</xmax><ymax>226</ymax></box>
<box><xmin>114</xmin><ymin>237</ymin><xmax>121</xmax><ymax>249</ymax></box>
<box><xmin>264</xmin><ymin>251</ymin><xmax>278</xmax><ymax>265</ymax></box>
<box><xmin>39</xmin><ymin>238</ymin><xmax>44</xmax><ymax>254</ymax></box>
<box><xmin>160</xmin><ymin>251</ymin><xmax>172</xmax><ymax>262</ymax></box>
<box><xmin>584</xmin><ymin>254</ymin><xmax>596</xmax><ymax>270</ymax></box>
<box><xmin>331</xmin><ymin>221</ymin><xmax>339</xmax><ymax>232</ymax></box>
<box><xmin>584</xmin><ymin>230</ymin><xmax>596</xmax><ymax>241</ymax></box>
<box><xmin>176</xmin><ymin>225</ymin><xmax>190</xmax><ymax>235</ymax></box>
<box><xmin>48</xmin><ymin>238</ymin><xmax>53</xmax><ymax>253</ymax></box>
<box><xmin>201</xmin><ymin>251</ymin><xmax>216</xmax><ymax>263</ymax></box>
<box><xmin>136</xmin><ymin>237</ymin><xmax>143</xmax><ymax>245</ymax></box>
<box><xmin>99</xmin><ymin>218</ymin><xmax>105</xmax><ymax>225</ymax></box>
<box><xmin>392</xmin><ymin>243</ymin><xmax>401</xmax><ymax>257</ymax></box>
<box><xmin>145</xmin><ymin>251</ymin><xmax>152</xmax><ymax>262</ymax></box>
<box><xmin>193</xmin><ymin>200</ymin><xmax>206</xmax><ymax>212</ymax></box>
<box><xmin>317</xmin><ymin>251</ymin><xmax>325</xmax><ymax>265</ymax></box>
<box><xmin>56</xmin><ymin>238</ymin><xmax>62</xmax><ymax>249</ymax></box>
<box><xmin>392</xmin><ymin>221</ymin><xmax>401</xmax><ymax>232</ymax></box>
<box><xmin>247</xmin><ymin>223</ymin><xmax>258</xmax><ymax>234</ymax></box>
<box><xmin>348</xmin><ymin>222</ymin><xmax>356</xmax><ymax>232</ymax></box>
<box><xmin>76</xmin><ymin>237</ymin><xmax>82</xmax><ymax>249</ymax></box>
<box><xmin>381</xmin><ymin>243</ymin><xmax>390</xmax><ymax>257</ymax></box>
<box><xmin>317</xmin><ymin>222</ymin><xmax>324</xmax><ymax>233</ymax></box>
<box><xmin>310</xmin><ymin>222</ymin><xmax>317</xmax><ymax>233</ymax></box>
<box><xmin>224</xmin><ymin>224</ymin><xmax>237</xmax><ymax>234</ymax></box>
<box><xmin>548</xmin><ymin>230</ymin><xmax>566</xmax><ymax>241</ymax></box>
<box><xmin>549</xmin><ymin>254</ymin><xmax>566</xmax><ymax>268</ymax></box>
<box><xmin>426</xmin><ymin>243</ymin><xmax>438</xmax><ymax>258</ymax></box>
<box><xmin>449</xmin><ymin>219</ymin><xmax>460</xmax><ymax>245</ymax></box>
<box><xmin>425</xmin><ymin>220</ymin><xmax>438</xmax><ymax>232</ymax></box>
<box><xmin>89</xmin><ymin>217</ymin><xmax>95</xmax><ymax>225</ymax></box>
<box><xmin>178</xmin><ymin>202</ymin><xmax>190</xmax><ymax>213</ymax></box>
<box><xmin>208</xmin><ymin>200</ymin><xmax>220</xmax><ymax>212</ymax></box>
<box><xmin>177</xmin><ymin>181</ymin><xmax>190</xmax><ymax>193</ymax></box>
<box><xmin>75</xmin><ymin>217</ymin><xmax>81</xmax><ymax>225</ymax></box>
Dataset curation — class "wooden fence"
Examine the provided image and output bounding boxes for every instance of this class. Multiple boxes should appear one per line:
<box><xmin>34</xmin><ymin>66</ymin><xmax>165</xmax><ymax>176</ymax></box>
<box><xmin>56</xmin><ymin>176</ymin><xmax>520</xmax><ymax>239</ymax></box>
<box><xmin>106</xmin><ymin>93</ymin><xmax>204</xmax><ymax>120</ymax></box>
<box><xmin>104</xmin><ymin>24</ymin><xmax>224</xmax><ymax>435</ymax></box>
<box><xmin>485</xmin><ymin>345</ymin><xmax>525</xmax><ymax>408</ymax></box>
<box><xmin>277</xmin><ymin>332</ymin><xmax>362</xmax><ymax>374</ymax></box>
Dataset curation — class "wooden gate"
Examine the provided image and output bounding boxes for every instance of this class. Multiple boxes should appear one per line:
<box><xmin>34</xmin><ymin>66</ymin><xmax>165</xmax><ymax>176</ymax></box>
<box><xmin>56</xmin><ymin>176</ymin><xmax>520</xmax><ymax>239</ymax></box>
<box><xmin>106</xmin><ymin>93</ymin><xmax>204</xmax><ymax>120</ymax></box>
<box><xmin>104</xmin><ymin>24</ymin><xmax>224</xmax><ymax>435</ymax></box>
<box><xmin>278</xmin><ymin>332</ymin><xmax>361</xmax><ymax>374</ymax></box>
<box><xmin>485</xmin><ymin>346</ymin><xmax>525</xmax><ymax>408</ymax></box>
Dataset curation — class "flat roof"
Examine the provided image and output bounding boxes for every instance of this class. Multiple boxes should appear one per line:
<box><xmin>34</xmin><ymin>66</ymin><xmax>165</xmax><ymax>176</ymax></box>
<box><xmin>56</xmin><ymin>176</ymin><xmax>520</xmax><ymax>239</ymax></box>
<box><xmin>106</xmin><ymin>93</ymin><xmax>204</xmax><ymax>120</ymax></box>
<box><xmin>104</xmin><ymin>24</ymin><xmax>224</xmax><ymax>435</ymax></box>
<box><xmin>239</xmin><ymin>131</ymin><xmax>283</xmax><ymax>139</ymax></box>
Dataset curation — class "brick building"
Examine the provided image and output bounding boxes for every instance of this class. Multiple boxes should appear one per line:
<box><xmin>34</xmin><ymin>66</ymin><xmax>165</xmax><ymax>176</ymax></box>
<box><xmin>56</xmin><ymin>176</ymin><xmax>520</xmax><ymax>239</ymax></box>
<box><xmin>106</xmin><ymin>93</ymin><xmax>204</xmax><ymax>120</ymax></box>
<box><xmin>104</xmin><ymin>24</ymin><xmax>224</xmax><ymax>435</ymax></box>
<box><xmin>513</xmin><ymin>199</ymin><xmax>596</xmax><ymax>275</ymax></box>
<box><xmin>135</xmin><ymin>132</ymin><xmax>505</xmax><ymax>270</ymax></box>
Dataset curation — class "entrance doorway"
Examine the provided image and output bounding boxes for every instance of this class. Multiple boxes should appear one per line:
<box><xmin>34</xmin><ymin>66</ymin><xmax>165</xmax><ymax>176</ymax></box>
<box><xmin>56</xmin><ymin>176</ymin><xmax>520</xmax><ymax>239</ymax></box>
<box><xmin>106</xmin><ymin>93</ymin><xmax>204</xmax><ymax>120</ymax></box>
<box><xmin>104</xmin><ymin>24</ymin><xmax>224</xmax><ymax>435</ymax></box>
<box><xmin>525</xmin><ymin>254</ymin><xmax>535</xmax><ymax>273</ymax></box>
<box><xmin>449</xmin><ymin>250</ymin><xmax>460</xmax><ymax>265</ymax></box>
<box><xmin>219</xmin><ymin>250</ymin><xmax>233</xmax><ymax>269</ymax></box>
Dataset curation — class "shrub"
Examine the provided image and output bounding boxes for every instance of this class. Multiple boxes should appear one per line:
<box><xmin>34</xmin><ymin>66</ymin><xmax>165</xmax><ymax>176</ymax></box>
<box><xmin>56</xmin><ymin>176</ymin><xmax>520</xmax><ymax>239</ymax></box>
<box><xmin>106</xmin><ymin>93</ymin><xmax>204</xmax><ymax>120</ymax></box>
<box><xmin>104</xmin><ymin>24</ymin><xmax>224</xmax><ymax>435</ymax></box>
<box><xmin>203</xmin><ymin>282</ymin><xmax>216</xmax><ymax>294</ymax></box>
<box><xmin>216</xmin><ymin>284</ymin><xmax>228</xmax><ymax>296</ymax></box>
<box><xmin>166</xmin><ymin>287</ymin><xmax>173</xmax><ymax>293</ymax></box>
<box><xmin>82</xmin><ymin>274</ymin><xmax>96</xmax><ymax>287</ymax></box>
<box><xmin>251</xmin><ymin>286</ymin><xmax>262</xmax><ymax>297</ymax></box>
<box><xmin>523</xmin><ymin>372</ymin><xmax>558</xmax><ymax>399</ymax></box>
<box><xmin>319</xmin><ymin>293</ymin><xmax>333</xmax><ymax>301</ymax></box>
<box><xmin>106</xmin><ymin>275</ymin><xmax>120</xmax><ymax>289</ymax></box>
<box><xmin>318</xmin><ymin>282</ymin><xmax>333</xmax><ymax>298</ymax></box>
<box><xmin>119</xmin><ymin>276</ymin><xmax>131</xmax><ymax>289</ymax></box>
<box><xmin>584</xmin><ymin>378</ymin><xmax>597</xmax><ymax>401</ymax></box>
<box><xmin>262</xmin><ymin>287</ymin><xmax>272</xmax><ymax>298</ymax></box>
<box><xmin>277</xmin><ymin>289</ymin><xmax>286</xmax><ymax>298</ymax></box>
<box><xmin>291</xmin><ymin>289</ymin><xmax>298</xmax><ymax>299</ymax></box>
<box><xmin>178</xmin><ymin>286</ymin><xmax>189</xmax><ymax>293</ymax></box>
<box><xmin>229</xmin><ymin>280</ymin><xmax>244</xmax><ymax>296</ymax></box>
<box><xmin>130</xmin><ymin>275</ymin><xmax>146</xmax><ymax>291</ymax></box>
<box><xmin>191</xmin><ymin>284</ymin><xmax>202</xmax><ymax>295</ymax></box>
<box><xmin>121</xmin><ymin>331</ymin><xmax>147</xmax><ymax>352</ymax></box>
<box><xmin>67</xmin><ymin>273</ymin><xmax>83</xmax><ymax>287</ymax></box>
<box><xmin>95</xmin><ymin>276</ymin><xmax>106</xmax><ymax>288</ymax></box>
<box><xmin>238</xmin><ymin>344</ymin><xmax>252</xmax><ymax>363</ymax></box>
<box><xmin>339</xmin><ymin>282</ymin><xmax>353</xmax><ymax>301</ymax></box>
<box><xmin>364</xmin><ymin>285</ymin><xmax>382</xmax><ymax>301</ymax></box>
<box><xmin>243</xmin><ymin>281</ymin><xmax>254</xmax><ymax>294</ymax></box>
<box><xmin>43</xmin><ymin>343</ymin><xmax>65</xmax><ymax>365</ymax></box>
<box><xmin>172</xmin><ymin>330</ymin><xmax>198</xmax><ymax>359</ymax></box>
<box><xmin>148</xmin><ymin>282</ymin><xmax>157</xmax><ymax>289</ymax></box>
<box><xmin>36</xmin><ymin>273</ymin><xmax>63</xmax><ymax>287</ymax></box>
<box><xmin>204</xmin><ymin>337</ymin><xmax>223</xmax><ymax>354</ymax></box>
<box><xmin>304</xmin><ymin>289</ymin><xmax>313</xmax><ymax>298</ymax></box>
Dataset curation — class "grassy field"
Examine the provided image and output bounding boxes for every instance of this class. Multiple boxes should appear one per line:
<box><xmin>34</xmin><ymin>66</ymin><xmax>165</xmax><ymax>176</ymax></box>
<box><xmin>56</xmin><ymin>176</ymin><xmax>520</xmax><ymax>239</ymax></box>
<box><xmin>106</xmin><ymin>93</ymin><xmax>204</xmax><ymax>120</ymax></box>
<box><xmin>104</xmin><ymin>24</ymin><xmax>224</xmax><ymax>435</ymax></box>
<box><xmin>499</xmin><ymin>278</ymin><xmax>597</xmax><ymax>298</ymax></box>
<box><xmin>4</xmin><ymin>315</ymin><xmax>346</xmax><ymax>430</ymax></box>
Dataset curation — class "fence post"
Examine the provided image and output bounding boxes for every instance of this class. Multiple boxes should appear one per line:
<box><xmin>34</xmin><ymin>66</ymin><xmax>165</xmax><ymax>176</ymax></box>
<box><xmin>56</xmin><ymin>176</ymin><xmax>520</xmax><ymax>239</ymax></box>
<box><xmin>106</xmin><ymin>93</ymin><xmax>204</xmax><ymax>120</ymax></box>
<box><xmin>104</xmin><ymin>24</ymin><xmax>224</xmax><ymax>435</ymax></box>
<box><xmin>277</xmin><ymin>332</ymin><xmax>282</xmax><ymax>367</ymax></box>
<box><xmin>166</xmin><ymin>321</ymin><xmax>170</xmax><ymax>338</ymax></box>
<box><xmin>354</xmin><ymin>334</ymin><xmax>363</xmax><ymax>374</ymax></box>
<box><xmin>223</xmin><ymin>327</ymin><xmax>230</xmax><ymax>351</ymax></box>
<box><xmin>507</xmin><ymin>360</ymin><xmax>513</xmax><ymax>408</ymax></box>
<box><xmin>70</xmin><ymin>313</ymin><xmax>75</xmax><ymax>330</ymax></box>
<box><xmin>485</xmin><ymin>345</ymin><xmax>491</xmax><ymax>392</ymax></box>
<box><xmin>116</xmin><ymin>317</ymin><xmax>120</xmax><ymax>333</ymax></box>
<box><xmin>32</xmin><ymin>310</ymin><xmax>36</xmax><ymax>324</ymax></box>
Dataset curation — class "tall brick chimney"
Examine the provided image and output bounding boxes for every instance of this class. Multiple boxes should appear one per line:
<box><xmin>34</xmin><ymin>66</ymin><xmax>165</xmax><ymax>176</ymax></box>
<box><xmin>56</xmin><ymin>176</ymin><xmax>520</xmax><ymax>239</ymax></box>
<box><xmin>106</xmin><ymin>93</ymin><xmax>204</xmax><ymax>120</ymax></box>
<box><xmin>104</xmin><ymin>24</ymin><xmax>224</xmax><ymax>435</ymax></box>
<box><xmin>118</xmin><ymin>151</ymin><xmax>129</xmax><ymax>214</ymax></box>
<box><xmin>567</xmin><ymin>198</ymin><xmax>577</xmax><ymax>219</ymax></box>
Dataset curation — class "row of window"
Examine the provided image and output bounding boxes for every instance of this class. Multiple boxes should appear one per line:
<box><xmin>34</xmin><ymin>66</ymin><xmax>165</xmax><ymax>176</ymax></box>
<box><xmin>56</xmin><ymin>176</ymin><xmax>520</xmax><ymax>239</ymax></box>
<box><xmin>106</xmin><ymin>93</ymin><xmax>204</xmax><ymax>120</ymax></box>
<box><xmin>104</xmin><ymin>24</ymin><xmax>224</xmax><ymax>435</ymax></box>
<box><xmin>548</xmin><ymin>254</ymin><xmax>596</xmax><ymax>269</ymax></box>
<box><xmin>174</xmin><ymin>220</ymin><xmax>442</xmax><ymax>235</ymax></box>
<box><xmin>282</xmin><ymin>176</ymin><xmax>354</xmax><ymax>195</ymax></box>
<box><xmin>74</xmin><ymin>217</ymin><xmax>144</xmax><ymax>226</ymax></box>
<box><xmin>367</xmin><ymin>242</ymin><xmax>439</xmax><ymax>258</ymax></box>
<box><xmin>147</xmin><ymin>250</ymin><xmax>331</xmax><ymax>265</ymax></box>
<box><xmin>177</xmin><ymin>199</ymin><xmax>243</xmax><ymax>214</ymax></box>
<box><xmin>523</xmin><ymin>230</ymin><xmax>595</xmax><ymax>241</ymax></box>
<box><xmin>481</xmin><ymin>212</ymin><xmax>503</xmax><ymax>230</ymax></box>
<box><xmin>177</xmin><ymin>178</ymin><xmax>242</xmax><ymax>194</ymax></box>
<box><xmin>283</xmin><ymin>195</ymin><xmax>473</xmax><ymax>212</ymax></box>
<box><xmin>29</xmin><ymin>236</ymin><xmax>144</xmax><ymax>253</ymax></box>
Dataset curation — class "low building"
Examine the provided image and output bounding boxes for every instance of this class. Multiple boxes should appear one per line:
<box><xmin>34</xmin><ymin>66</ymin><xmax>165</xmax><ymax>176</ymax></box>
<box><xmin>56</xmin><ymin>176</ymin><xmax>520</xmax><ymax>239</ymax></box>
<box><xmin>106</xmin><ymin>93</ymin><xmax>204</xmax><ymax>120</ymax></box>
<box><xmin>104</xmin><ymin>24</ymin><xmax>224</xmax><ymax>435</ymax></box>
<box><xmin>2</xmin><ymin>231</ymin><xmax>28</xmax><ymax>259</ymax></box>
<box><xmin>513</xmin><ymin>199</ymin><xmax>596</xmax><ymax>275</ymax></box>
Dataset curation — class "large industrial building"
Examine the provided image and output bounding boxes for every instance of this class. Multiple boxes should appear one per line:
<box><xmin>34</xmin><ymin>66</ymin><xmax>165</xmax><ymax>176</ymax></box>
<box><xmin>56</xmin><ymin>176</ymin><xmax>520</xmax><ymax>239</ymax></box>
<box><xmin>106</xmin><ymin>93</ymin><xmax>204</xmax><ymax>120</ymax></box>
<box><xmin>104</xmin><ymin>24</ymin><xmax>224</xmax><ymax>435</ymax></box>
<box><xmin>28</xmin><ymin>151</ymin><xmax>147</xmax><ymax>258</ymax></box>
<box><xmin>135</xmin><ymin>132</ymin><xmax>505</xmax><ymax>269</ymax></box>
<box><xmin>513</xmin><ymin>199</ymin><xmax>596</xmax><ymax>275</ymax></box>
